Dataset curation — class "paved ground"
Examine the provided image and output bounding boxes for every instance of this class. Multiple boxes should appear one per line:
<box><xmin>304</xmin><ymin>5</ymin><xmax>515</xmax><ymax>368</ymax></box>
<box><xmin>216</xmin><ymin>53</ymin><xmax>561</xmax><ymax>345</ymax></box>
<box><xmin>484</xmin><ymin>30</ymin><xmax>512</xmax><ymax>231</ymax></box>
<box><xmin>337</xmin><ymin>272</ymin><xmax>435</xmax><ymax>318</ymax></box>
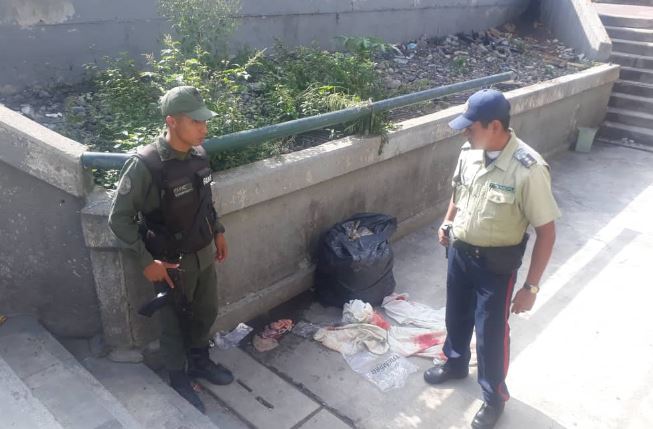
<box><xmin>208</xmin><ymin>142</ymin><xmax>653</xmax><ymax>429</ymax></box>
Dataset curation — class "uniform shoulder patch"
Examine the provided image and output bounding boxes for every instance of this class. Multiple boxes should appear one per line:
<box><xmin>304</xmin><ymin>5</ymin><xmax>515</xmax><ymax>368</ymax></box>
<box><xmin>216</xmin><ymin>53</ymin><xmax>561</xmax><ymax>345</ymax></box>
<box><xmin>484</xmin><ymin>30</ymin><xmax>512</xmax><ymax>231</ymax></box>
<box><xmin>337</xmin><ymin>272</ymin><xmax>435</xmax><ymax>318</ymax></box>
<box><xmin>513</xmin><ymin>149</ymin><xmax>537</xmax><ymax>168</ymax></box>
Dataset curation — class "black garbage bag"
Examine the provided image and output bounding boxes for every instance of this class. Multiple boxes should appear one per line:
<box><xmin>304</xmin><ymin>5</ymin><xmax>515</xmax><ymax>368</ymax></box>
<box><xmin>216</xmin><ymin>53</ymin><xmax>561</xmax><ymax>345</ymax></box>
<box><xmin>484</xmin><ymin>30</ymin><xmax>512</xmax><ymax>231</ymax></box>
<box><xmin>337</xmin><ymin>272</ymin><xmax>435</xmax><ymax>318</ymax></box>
<box><xmin>315</xmin><ymin>213</ymin><xmax>398</xmax><ymax>307</ymax></box>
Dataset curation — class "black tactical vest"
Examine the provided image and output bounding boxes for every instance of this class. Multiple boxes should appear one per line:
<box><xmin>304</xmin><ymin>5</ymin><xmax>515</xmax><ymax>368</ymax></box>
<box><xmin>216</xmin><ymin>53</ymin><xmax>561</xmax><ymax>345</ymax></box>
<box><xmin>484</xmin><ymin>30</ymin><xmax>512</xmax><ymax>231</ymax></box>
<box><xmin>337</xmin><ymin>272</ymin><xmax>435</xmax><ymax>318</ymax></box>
<box><xmin>136</xmin><ymin>143</ymin><xmax>216</xmax><ymax>260</ymax></box>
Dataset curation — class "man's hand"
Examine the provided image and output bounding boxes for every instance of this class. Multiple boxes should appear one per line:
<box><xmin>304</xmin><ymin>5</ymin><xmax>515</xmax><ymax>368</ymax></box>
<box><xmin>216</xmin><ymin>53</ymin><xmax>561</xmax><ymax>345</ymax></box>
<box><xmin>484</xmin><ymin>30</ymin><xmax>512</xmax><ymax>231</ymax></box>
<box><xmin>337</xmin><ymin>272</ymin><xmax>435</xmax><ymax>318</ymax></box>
<box><xmin>215</xmin><ymin>233</ymin><xmax>228</xmax><ymax>262</ymax></box>
<box><xmin>143</xmin><ymin>260</ymin><xmax>179</xmax><ymax>289</ymax></box>
<box><xmin>438</xmin><ymin>222</ymin><xmax>453</xmax><ymax>247</ymax></box>
<box><xmin>511</xmin><ymin>287</ymin><xmax>537</xmax><ymax>314</ymax></box>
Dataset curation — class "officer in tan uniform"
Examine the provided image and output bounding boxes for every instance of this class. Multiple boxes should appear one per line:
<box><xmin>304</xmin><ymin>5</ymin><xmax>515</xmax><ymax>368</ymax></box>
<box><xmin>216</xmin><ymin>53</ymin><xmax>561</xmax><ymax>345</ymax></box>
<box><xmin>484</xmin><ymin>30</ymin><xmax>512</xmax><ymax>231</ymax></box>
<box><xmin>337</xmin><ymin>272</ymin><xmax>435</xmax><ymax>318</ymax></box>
<box><xmin>423</xmin><ymin>89</ymin><xmax>560</xmax><ymax>429</ymax></box>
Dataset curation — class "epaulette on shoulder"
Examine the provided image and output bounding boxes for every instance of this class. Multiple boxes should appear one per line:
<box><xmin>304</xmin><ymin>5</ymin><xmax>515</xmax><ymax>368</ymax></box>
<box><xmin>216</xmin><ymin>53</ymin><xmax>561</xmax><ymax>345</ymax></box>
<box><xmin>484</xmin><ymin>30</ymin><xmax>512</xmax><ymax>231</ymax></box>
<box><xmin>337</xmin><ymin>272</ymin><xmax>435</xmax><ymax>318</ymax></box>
<box><xmin>514</xmin><ymin>148</ymin><xmax>537</xmax><ymax>168</ymax></box>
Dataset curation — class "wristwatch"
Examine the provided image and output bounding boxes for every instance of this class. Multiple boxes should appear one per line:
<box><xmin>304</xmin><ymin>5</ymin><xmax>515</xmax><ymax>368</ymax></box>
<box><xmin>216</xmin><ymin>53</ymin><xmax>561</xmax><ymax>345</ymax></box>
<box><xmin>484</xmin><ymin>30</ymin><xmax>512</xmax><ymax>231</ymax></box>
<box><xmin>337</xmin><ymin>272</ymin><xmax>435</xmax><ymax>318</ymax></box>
<box><xmin>523</xmin><ymin>283</ymin><xmax>540</xmax><ymax>294</ymax></box>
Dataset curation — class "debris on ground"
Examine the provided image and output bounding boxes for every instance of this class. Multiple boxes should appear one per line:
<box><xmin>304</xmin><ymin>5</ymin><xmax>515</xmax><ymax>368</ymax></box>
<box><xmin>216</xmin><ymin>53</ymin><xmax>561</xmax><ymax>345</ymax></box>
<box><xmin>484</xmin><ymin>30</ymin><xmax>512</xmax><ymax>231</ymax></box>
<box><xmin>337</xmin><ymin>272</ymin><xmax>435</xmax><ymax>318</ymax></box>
<box><xmin>343</xmin><ymin>351</ymin><xmax>419</xmax><ymax>392</ymax></box>
<box><xmin>0</xmin><ymin>314</ymin><xmax>7</xmax><ymax>327</ymax></box>
<box><xmin>291</xmin><ymin>321</ymin><xmax>322</xmax><ymax>339</ymax></box>
<box><xmin>212</xmin><ymin>323</ymin><xmax>253</xmax><ymax>350</ymax></box>
<box><xmin>314</xmin><ymin>324</ymin><xmax>389</xmax><ymax>355</ymax></box>
<box><xmin>382</xmin><ymin>293</ymin><xmax>446</xmax><ymax>330</ymax></box>
<box><xmin>342</xmin><ymin>300</ymin><xmax>374</xmax><ymax>324</ymax></box>
<box><xmin>387</xmin><ymin>326</ymin><xmax>446</xmax><ymax>358</ymax></box>
<box><xmin>252</xmin><ymin>319</ymin><xmax>294</xmax><ymax>352</ymax></box>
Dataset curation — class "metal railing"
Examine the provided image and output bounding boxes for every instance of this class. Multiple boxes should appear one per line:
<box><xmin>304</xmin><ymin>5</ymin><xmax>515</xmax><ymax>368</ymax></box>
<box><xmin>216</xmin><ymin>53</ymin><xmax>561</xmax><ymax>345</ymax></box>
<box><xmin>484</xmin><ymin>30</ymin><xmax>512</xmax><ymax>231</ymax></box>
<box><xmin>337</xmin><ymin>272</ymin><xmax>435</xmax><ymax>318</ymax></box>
<box><xmin>80</xmin><ymin>71</ymin><xmax>514</xmax><ymax>170</ymax></box>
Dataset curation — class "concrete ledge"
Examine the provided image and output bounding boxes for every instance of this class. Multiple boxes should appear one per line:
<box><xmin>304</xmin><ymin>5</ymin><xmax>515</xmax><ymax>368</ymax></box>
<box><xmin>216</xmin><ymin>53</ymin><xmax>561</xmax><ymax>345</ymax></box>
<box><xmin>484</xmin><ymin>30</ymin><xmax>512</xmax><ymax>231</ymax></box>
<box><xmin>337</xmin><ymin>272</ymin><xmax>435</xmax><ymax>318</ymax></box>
<box><xmin>214</xmin><ymin>63</ymin><xmax>620</xmax><ymax>217</ymax></box>
<box><xmin>540</xmin><ymin>0</ymin><xmax>612</xmax><ymax>61</ymax></box>
<box><xmin>0</xmin><ymin>105</ymin><xmax>91</xmax><ymax>197</ymax></box>
<box><xmin>79</xmin><ymin>64</ymin><xmax>619</xmax><ymax>348</ymax></box>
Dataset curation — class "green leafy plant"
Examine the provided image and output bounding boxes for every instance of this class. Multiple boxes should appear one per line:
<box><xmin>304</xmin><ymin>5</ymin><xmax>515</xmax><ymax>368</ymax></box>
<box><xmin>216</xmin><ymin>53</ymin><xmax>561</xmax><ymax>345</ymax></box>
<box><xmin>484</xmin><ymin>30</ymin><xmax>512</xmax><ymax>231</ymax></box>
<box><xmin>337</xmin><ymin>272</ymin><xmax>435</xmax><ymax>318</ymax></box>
<box><xmin>336</xmin><ymin>36</ymin><xmax>393</xmax><ymax>60</ymax></box>
<box><xmin>64</xmin><ymin>35</ymin><xmax>389</xmax><ymax>186</ymax></box>
<box><xmin>158</xmin><ymin>0</ymin><xmax>241</xmax><ymax>58</ymax></box>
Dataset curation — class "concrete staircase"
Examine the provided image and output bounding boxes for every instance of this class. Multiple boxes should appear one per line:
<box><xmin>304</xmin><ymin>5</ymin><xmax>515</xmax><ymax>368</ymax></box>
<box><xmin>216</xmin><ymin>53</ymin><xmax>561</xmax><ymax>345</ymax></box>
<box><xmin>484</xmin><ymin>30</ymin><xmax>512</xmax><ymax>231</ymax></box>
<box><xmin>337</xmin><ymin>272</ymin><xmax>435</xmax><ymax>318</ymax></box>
<box><xmin>0</xmin><ymin>315</ymin><xmax>220</xmax><ymax>429</ymax></box>
<box><xmin>594</xmin><ymin>1</ymin><xmax>653</xmax><ymax>149</ymax></box>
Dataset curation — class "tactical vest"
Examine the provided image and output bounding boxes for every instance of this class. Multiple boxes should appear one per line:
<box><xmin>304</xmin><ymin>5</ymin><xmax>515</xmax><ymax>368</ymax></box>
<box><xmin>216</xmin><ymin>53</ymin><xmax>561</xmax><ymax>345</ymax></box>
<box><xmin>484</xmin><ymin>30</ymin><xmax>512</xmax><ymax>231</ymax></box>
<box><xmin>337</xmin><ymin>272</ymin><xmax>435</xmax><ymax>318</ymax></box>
<box><xmin>136</xmin><ymin>143</ymin><xmax>216</xmax><ymax>260</ymax></box>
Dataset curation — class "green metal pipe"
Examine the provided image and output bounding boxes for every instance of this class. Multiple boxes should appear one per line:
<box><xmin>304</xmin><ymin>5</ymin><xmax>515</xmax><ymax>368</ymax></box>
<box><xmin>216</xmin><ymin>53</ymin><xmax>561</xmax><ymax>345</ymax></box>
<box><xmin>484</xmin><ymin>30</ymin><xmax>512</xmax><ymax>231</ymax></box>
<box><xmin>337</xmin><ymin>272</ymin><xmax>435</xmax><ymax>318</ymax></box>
<box><xmin>81</xmin><ymin>71</ymin><xmax>514</xmax><ymax>170</ymax></box>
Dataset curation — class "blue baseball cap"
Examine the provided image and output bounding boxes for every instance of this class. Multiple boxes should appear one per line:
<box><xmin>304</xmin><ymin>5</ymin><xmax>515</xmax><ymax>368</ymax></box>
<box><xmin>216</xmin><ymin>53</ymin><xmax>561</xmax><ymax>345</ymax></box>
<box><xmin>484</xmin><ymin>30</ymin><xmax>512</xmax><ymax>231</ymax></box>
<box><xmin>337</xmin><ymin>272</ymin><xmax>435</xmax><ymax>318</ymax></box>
<box><xmin>448</xmin><ymin>89</ymin><xmax>511</xmax><ymax>130</ymax></box>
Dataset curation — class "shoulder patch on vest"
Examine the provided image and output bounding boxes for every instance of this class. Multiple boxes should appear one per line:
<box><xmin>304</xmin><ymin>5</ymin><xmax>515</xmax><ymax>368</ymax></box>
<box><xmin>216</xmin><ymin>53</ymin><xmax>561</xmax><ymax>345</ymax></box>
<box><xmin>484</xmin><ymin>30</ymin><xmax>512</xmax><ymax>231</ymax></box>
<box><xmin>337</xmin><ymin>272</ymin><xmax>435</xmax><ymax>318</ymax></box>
<box><xmin>514</xmin><ymin>149</ymin><xmax>537</xmax><ymax>168</ymax></box>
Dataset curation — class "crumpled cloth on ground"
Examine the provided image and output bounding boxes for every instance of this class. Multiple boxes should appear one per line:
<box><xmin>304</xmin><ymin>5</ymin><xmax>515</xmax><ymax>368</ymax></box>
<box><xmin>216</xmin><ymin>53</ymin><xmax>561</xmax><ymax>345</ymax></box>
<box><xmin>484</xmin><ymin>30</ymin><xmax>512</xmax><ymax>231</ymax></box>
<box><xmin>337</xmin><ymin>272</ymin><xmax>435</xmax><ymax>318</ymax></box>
<box><xmin>253</xmin><ymin>319</ymin><xmax>294</xmax><ymax>352</ymax></box>
<box><xmin>388</xmin><ymin>326</ymin><xmax>447</xmax><ymax>358</ymax></box>
<box><xmin>313</xmin><ymin>323</ymin><xmax>389</xmax><ymax>355</ymax></box>
<box><xmin>382</xmin><ymin>293</ymin><xmax>446</xmax><ymax>330</ymax></box>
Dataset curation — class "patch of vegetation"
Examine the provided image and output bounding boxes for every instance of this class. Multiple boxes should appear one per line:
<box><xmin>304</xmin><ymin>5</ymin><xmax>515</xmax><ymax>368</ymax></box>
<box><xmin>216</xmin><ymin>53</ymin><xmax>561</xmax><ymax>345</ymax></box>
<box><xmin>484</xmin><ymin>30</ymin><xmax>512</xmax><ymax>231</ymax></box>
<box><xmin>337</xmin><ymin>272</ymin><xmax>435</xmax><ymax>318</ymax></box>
<box><xmin>62</xmin><ymin>0</ymin><xmax>390</xmax><ymax>187</ymax></box>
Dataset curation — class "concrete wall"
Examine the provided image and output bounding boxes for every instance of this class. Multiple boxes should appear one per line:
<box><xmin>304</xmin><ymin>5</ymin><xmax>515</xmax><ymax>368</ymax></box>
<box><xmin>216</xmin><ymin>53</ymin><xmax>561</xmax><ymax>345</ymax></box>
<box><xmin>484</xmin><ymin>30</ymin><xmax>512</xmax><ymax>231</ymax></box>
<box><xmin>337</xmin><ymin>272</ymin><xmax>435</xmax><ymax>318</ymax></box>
<box><xmin>540</xmin><ymin>0</ymin><xmax>612</xmax><ymax>61</ymax></box>
<box><xmin>0</xmin><ymin>0</ymin><xmax>528</xmax><ymax>93</ymax></box>
<box><xmin>0</xmin><ymin>106</ymin><xmax>100</xmax><ymax>337</ymax></box>
<box><xmin>78</xmin><ymin>64</ymin><xmax>619</xmax><ymax>351</ymax></box>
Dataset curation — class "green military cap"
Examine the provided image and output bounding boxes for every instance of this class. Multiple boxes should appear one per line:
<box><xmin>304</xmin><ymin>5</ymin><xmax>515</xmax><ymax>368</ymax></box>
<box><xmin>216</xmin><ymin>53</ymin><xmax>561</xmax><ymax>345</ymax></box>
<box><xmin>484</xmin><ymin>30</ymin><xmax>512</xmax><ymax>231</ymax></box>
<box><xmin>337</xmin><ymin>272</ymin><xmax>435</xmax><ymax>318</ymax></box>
<box><xmin>160</xmin><ymin>86</ymin><xmax>217</xmax><ymax>121</ymax></box>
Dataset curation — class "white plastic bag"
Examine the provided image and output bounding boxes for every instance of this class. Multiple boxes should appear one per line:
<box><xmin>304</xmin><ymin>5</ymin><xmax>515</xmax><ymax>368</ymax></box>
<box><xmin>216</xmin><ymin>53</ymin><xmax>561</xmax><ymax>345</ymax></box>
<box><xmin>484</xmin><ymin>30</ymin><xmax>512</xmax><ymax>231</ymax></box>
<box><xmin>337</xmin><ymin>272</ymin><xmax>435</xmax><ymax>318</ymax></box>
<box><xmin>343</xmin><ymin>351</ymin><xmax>418</xmax><ymax>392</ymax></box>
<box><xmin>342</xmin><ymin>299</ymin><xmax>374</xmax><ymax>324</ymax></box>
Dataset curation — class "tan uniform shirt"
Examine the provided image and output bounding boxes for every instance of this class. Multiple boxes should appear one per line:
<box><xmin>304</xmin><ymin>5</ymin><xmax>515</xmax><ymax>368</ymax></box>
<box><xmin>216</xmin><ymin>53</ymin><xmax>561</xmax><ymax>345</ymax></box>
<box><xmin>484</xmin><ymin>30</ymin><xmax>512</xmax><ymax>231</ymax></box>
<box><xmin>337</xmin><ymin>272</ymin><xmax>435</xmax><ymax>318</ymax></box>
<box><xmin>452</xmin><ymin>130</ymin><xmax>561</xmax><ymax>247</ymax></box>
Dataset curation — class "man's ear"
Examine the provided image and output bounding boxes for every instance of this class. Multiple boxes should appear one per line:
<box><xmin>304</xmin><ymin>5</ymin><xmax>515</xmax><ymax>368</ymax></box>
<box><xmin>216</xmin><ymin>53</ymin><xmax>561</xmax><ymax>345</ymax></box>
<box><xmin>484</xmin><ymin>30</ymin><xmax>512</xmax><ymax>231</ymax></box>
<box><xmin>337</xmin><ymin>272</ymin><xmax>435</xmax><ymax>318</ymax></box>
<box><xmin>165</xmin><ymin>115</ymin><xmax>176</xmax><ymax>129</ymax></box>
<box><xmin>491</xmin><ymin>119</ymin><xmax>503</xmax><ymax>133</ymax></box>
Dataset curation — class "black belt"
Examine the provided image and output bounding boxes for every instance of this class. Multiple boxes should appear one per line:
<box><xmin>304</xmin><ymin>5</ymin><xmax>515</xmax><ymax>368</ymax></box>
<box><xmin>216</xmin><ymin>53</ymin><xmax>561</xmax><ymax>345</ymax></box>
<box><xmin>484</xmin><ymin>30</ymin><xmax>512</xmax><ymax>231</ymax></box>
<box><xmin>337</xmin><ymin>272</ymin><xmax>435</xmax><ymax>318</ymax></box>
<box><xmin>451</xmin><ymin>235</ymin><xmax>530</xmax><ymax>275</ymax></box>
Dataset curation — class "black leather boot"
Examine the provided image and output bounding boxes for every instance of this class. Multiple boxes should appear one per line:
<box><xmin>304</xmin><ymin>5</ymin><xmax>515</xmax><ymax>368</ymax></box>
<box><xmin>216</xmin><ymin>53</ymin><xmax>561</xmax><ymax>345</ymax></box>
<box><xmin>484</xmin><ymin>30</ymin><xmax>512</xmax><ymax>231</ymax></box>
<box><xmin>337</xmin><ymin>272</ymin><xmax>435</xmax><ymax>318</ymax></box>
<box><xmin>423</xmin><ymin>363</ymin><xmax>469</xmax><ymax>385</ymax></box>
<box><xmin>471</xmin><ymin>402</ymin><xmax>505</xmax><ymax>429</ymax></box>
<box><xmin>187</xmin><ymin>347</ymin><xmax>234</xmax><ymax>385</ymax></box>
<box><xmin>169</xmin><ymin>370</ymin><xmax>205</xmax><ymax>413</ymax></box>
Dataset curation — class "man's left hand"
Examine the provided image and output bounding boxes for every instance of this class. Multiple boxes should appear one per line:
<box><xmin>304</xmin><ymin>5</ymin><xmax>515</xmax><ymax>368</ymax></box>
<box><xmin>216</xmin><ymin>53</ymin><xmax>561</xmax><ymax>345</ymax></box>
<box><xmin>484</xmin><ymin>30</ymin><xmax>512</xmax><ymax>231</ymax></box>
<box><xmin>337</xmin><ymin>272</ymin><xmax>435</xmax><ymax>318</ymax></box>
<box><xmin>215</xmin><ymin>233</ymin><xmax>228</xmax><ymax>262</ymax></box>
<box><xmin>511</xmin><ymin>287</ymin><xmax>536</xmax><ymax>314</ymax></box>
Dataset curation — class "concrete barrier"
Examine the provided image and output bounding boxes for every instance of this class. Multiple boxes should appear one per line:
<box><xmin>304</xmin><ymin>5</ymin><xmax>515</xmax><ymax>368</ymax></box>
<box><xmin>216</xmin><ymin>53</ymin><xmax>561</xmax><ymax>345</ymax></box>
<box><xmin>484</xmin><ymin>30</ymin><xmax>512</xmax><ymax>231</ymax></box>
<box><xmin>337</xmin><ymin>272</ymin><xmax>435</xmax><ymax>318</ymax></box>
<box><xmin>0</xmin><ymin>0</ymin><xmax>528</xmax><ymax>93</ymax></box>
<box><xmin>0</xmin><ymin>106</ymin><xmax>99</xmax><ymax>337</ymax></box>
<box><xmin>540</xmin><ymin>0</ymin><xmax>612</xmax><ymax>61</ymax></box>
<box><xmin>75</xmin><ymin>64</ymin><xmax>619</xmax><ymax>350</ymax></box>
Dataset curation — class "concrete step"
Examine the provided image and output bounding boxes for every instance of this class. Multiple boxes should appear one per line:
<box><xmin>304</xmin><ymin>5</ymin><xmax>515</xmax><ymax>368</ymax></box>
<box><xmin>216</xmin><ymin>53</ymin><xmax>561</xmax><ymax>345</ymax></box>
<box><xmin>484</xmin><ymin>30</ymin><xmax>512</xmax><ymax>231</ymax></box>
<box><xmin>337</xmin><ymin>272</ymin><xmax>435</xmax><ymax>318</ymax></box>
<box><xmin>82</xmin><ymin>358</ymin><xmax>220</xmax><ymax>429</ymax></box>
<box><xmin>597</xmin><ymin>5</ymin><xmax>653</xmax><ymax>29</ymax></box>
<box><xmin>599</xmin><ymin>121</ymin><xmax>653</xmax><ymax>145</ymax></box>
<box><xmin>609</xmin><ymin>92</ymin><xmax>653</xmax><ymax>111</ymax></box>
<box><xmin>620</xmin><ymin>65</ymin><xmax>653</xmax><ymax>83</ymax></box>
<box><xmin>596</xmin><ymin>137</ymin><xmax>653</xmax><ymax>152</ymax></box>
<box><xmin>610</xmin><ymin>51</ymin><xmax>653</xmax><ymax>68</ymax></box>
<box><xmin>200</xmin><ymin>347</ymin><xmax>324</xmax><ymax>429</ymax></box>
<box><xmin>595</xmin><ymin>0</ymin><xmax>653</xmax><ymax>6</ymax></box>
<box><xmin>606</xmin><ymin>107</ymin><xmax>653</xmax><ymax>129</ymax></box>
<box><xmin>606</xmin><ymin>26</ymin><xmax>653</xmax><ymax>42</ymax></box>
<box><xmin>0</xmin><ymin>355</ymin><xmax>65</xmax><ymax>429</ymax></box>
<box><xmin>601</xmin><ymin>15</ymin><xmax>653</xmax><ymax>29</ymax></box>
<box><xmin>612</xmin><ymin>38</ymin><xmax>653</xmax><ymax>56</ymax></box>
<box><xmin>0</xmin><ymin>315</ymin><xmax>142</xmax><ymax>429</ymax></box>
<box><xmin>614</xmin><ymin>79</ymin><xmax>653</xmax><ymax>97</ymax></box>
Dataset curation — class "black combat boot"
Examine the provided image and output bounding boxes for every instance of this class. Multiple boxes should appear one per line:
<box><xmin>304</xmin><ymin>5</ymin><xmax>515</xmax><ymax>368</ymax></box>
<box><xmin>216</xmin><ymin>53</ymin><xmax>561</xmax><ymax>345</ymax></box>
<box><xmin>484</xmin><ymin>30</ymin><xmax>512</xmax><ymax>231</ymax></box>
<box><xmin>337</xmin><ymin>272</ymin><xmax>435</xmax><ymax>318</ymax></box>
<box><xmin>471</xmin><ymin>401</ymin><xmax>505</xmax><ymax>429</ymax></box>
<box><xmin>169</xmin><ymin>370</ymin><xmax>205</xmax><ymax>413</ymax></box>
<box><xmin>423</xmin><ymin>362</ymin><xmax>469</xmax><ymax>385</ymax></box>
<box><xmin>187</xmin><ymin>347</ymin><xmax>234</xmax><ymax>385</ymax></box>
